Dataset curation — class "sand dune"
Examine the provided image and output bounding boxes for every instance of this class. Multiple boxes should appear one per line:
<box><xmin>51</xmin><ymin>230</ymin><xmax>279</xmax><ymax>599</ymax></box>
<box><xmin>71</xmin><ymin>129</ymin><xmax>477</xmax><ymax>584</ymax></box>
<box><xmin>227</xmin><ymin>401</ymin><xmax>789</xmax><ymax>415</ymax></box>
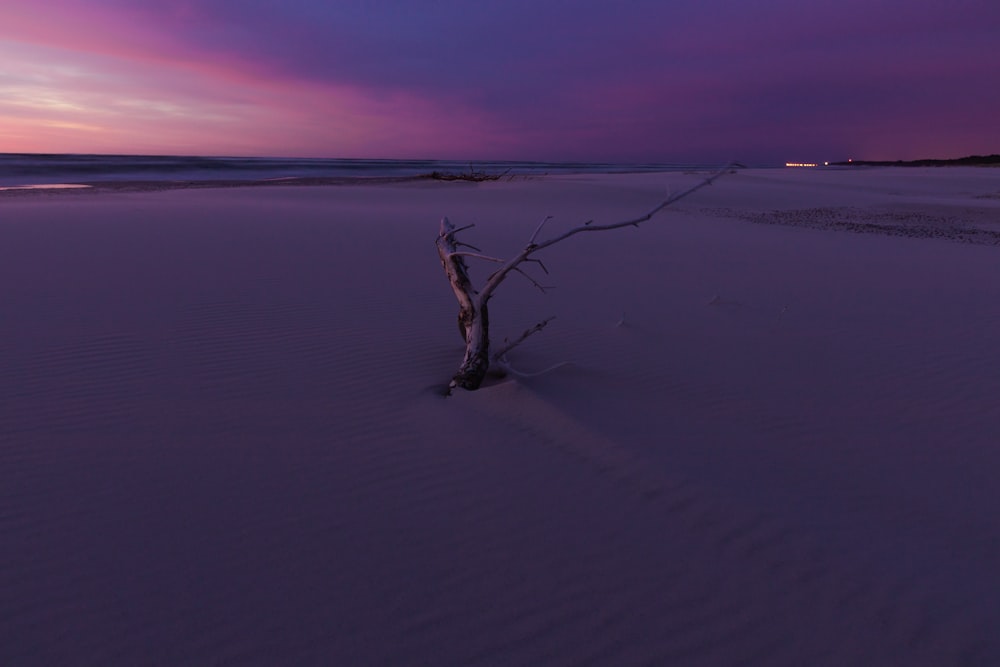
<box><xmin>2</xmin><ymin>168</ymin><xmax>999</xmax><ymax>665</ymax></box>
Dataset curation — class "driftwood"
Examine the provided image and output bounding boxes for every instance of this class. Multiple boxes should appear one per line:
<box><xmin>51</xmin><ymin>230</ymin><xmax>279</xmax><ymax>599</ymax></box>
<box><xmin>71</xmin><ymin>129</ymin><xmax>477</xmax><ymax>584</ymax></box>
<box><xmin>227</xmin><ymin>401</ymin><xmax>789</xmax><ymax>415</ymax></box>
<box><xmin>427</xmin><ymin>167</ymin><xmax>513</xmax><ymax>182</ymax></box>
<box><xmin>436</xmin><ymin>165</ymin><xmax>736</xmax><ymax>393</ymax></box>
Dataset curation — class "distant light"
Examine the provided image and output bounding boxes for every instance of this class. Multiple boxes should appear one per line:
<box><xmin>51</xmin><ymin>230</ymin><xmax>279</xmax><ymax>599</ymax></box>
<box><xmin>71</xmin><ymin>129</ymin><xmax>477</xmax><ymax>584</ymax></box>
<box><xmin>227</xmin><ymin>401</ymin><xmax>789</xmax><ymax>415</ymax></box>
<box><xmin>824</xmin><ymin>161</ymin><xmax>829</xmax><ymax>166</ymax></box>
<box><xmin>785</xmin><ymin>162</ymin><xmax>818</xmax><ymax>167</ymax></box>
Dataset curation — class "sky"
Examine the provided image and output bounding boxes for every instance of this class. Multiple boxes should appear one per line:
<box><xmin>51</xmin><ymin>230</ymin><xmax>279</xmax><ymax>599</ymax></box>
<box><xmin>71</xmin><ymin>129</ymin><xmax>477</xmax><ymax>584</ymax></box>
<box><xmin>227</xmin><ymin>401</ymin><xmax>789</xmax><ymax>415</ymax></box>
<box><xmin>1</xmin><ymin>0</ymin><xmax>998</xmax><ymax>163</ymax></box>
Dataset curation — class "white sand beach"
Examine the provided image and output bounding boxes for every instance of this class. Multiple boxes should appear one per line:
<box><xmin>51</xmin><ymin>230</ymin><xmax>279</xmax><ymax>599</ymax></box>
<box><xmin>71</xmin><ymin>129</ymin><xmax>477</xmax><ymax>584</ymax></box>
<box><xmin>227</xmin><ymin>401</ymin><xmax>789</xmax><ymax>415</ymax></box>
<box><xmin>2</xmin><ymin>167</ymin><xmax>999</xmax><ymax>665</ymax></box>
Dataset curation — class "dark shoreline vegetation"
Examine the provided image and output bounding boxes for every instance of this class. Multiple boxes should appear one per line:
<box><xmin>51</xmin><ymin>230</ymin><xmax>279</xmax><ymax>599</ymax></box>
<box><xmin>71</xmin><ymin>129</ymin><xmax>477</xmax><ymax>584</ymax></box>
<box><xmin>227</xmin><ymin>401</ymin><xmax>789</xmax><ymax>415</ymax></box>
<box><xmin>0</xmin><ymin>153</ymin><xmax>741</xmax><ymax>189</ymax></box>
<box><xmin>0</xmin><ymin>172</ymin><xmax>521</xmax><ymax>197</ymax></box>
<box><xmin>0</xmin><ymin>164</ymin><xmax>739</xmax><ymax>196</ymax></box>
<box><xmin>832</xmin><ymin>154</ymin><xmax>1000</xmax><ymax>167</ymax></box>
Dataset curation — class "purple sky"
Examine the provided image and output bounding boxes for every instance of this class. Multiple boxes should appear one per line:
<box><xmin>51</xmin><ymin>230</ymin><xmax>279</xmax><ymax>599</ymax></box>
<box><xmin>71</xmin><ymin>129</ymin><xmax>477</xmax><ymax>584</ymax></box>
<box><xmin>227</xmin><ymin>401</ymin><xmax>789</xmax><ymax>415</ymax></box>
<box><xmin>2</xmin><ymin>0</ymin><xmax>998</xmax><ymax>162</ymax></box>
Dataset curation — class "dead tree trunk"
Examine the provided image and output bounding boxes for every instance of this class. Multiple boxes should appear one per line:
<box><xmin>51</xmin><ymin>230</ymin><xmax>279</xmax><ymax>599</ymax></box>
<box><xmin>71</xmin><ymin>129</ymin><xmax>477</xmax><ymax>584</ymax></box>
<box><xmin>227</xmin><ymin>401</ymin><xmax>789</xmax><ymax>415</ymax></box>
<box><xmin>436</xmin><ymin>217</ymin><xmax>492</xmax><ymax>390</ymax></box>
<box><xmin>437</xmin><ymin>165</ymin><xmax>737</xmax><ymax>393</ymax></box>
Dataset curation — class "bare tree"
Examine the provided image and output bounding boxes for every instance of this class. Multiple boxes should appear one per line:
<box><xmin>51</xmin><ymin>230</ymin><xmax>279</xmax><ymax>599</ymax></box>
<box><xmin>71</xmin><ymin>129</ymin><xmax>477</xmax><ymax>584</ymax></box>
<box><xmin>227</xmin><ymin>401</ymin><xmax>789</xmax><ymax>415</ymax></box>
<box><xmin>436</xmin><ymin>165</ymin><xmax>736</xmax><ymax>393</ymax></box>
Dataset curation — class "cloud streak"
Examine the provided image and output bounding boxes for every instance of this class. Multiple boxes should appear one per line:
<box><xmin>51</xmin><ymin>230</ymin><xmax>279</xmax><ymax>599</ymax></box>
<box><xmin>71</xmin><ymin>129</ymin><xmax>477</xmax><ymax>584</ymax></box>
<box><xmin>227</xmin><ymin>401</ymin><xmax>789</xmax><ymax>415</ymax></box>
<box><xmin>2</xmin><ymin>0</ymin><xmax>998</xmax><ymax>161</ymax></box>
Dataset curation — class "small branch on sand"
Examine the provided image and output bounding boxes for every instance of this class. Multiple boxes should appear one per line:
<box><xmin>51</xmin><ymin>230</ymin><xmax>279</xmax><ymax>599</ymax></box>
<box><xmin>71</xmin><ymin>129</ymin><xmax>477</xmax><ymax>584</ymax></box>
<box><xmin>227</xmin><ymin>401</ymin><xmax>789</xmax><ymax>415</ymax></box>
<box><xmin>491</xmin><ymin>318</ymin><xmax>572</xmax><ymax>379</ymax></box>
<box><xmin>492</xmin><ymin>317</ymin><xmax>556</xmax><ymax>361</ymax></box>
<box><xmin>437</xmin><ymin>164</ymin><xmax>738</xmax><ymax>393</ymax></box>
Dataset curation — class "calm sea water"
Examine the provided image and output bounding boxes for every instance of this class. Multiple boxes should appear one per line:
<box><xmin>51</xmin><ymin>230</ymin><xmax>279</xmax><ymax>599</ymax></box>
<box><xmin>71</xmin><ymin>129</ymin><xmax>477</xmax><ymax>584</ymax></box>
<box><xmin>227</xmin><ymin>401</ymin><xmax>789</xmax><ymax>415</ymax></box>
<box><xmin>0</xmin><ymin>153</ymin><xmax>761</xmax><ymax>187</ymax></box>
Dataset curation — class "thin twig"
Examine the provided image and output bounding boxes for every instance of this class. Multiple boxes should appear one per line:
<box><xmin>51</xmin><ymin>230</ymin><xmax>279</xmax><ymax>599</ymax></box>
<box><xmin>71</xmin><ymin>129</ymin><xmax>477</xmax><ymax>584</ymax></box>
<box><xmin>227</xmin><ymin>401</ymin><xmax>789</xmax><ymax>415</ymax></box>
<box><xmin>443</xmin><ymin>222</ymin><xmax>476</xmax><ymax>236</ymax></box>
<box><xmin>513</xmin><ymin>267</ymin><xmax>552</xmax><ymax>293</ymax></box>
<box><xmin>525</xmin><ymin>258</ymin><xmax>549</xmax><ymax>274</ymax></box>
<box><xmin>529</xmin><ymin>216</ymin><xmax>553</xmax><ymax>245</ymax></box>
<box><xmin>450</xmin><ymin>252</ymin><xmax>505</xmax><ymax>263</ymax></box>
<box><xmin>492</xmin><ymin>317</ymin><xmax>556</xmax><ymax>360</ymax></box>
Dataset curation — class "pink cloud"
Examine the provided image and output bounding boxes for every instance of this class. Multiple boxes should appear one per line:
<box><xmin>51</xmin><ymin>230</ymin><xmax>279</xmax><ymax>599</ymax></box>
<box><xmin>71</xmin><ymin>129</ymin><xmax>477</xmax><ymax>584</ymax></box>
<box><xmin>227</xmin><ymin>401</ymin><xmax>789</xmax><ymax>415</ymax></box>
<box><xmin>0</xmin><ymin>2</ymin><xmax>502</xmax><ymax>157</ymax></box>
<box><xmin>2</xmin><ymin>1</ymin><xmax>997</xmax><ymax>161</ymax></box>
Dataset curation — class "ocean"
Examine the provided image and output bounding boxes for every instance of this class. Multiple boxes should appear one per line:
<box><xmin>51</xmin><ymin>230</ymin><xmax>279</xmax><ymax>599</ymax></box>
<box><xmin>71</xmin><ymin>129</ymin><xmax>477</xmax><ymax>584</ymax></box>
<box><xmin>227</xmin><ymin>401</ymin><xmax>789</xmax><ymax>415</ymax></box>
<box><xmin>0</xmin><ymin>153</ymin><xmax>756</xmax><ymax>188</ymax></box>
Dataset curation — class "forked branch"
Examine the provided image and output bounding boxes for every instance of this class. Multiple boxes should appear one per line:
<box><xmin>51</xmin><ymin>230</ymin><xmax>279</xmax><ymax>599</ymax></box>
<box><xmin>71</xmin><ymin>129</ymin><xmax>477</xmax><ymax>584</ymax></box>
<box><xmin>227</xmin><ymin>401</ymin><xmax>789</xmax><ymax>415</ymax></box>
<box><xmin>492</xmin><ymin>317</ymin><xmax>556</xmax><ymax>361</ymax></box>
<box><xmin>478</xmin><ymin>163</ymin><xmax>736</xmax><ymax>304</ymax></box>
<box><xmin>437</xmin><ymin>164</ymin><xmax>737</xmax><ymax>392</ymax></box>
